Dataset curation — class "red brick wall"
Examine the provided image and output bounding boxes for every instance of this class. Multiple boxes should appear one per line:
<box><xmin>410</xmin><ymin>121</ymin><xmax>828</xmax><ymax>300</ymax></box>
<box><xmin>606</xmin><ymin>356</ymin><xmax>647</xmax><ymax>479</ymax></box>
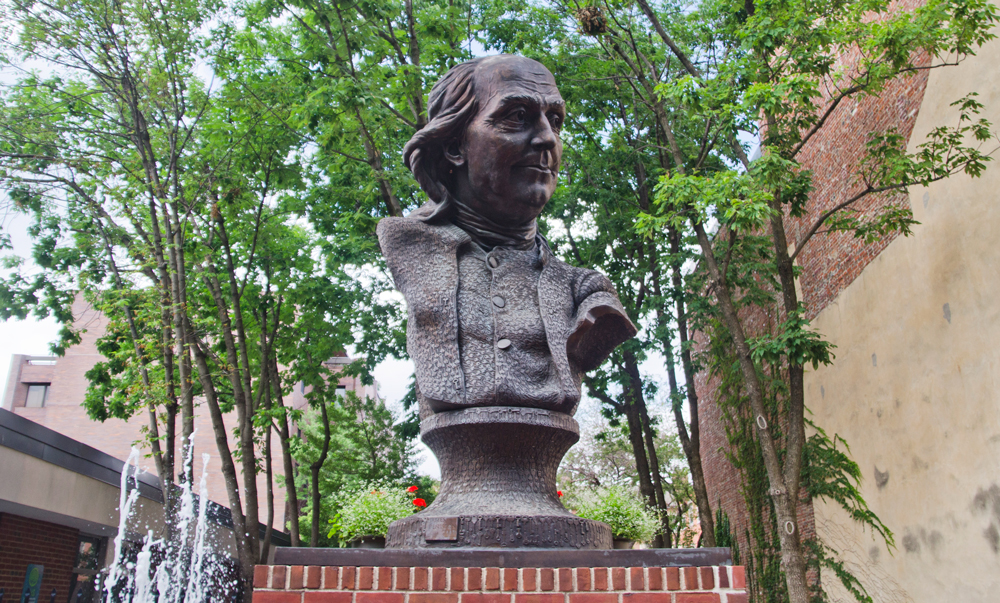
<box><xmin>695</xmin><ymin>0</ymin><xmax>932</xmax><ymax>586</ymax></box>
<box><xmin>0</xmin><ymin>514</ymin><xmax>79</xmax><ymax>603</ymax></box>
<box><xmin>253</xmin><ymin>564</ymin><xmax>748</xmax><ymax>603</ymax></box>
<box><xmin>791</xmin><ymin>55</ymin><xmax>931</xmax><ymax>321</ymax></box>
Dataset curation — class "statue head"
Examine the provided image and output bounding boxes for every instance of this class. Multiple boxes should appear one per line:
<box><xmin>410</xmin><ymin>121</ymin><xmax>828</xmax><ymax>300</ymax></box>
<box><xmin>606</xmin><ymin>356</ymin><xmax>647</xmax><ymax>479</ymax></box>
<box><xmin>403</xmin><ymin>55</ymin><xmax>565</xmax><ymax>226</ymax></box>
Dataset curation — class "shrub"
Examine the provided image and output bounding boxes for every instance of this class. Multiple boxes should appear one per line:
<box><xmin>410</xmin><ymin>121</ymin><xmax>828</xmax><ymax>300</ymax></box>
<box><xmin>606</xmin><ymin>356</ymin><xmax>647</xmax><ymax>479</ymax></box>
<box><xmin>572</xmin><ymin>485</ymin><xmax>661</xmax><ymax>542</ymax></box>
<box><xmin>328</xmin><ymin>485</ymin><xmax>416</xmax><ymax>545</ymax></box>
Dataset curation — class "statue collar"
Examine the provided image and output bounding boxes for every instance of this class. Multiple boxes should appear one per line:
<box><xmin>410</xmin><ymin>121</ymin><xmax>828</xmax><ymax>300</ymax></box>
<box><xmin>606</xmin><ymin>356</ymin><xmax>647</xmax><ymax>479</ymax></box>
<box><xmin>451</xmin><ymin>199</ymin><xmax>537</xmax><ymax>251</ymax></box>
<box><xmin>437</xmin><ymin>221</ymin><xmax>554</xmax><ymax>269</ymax></box>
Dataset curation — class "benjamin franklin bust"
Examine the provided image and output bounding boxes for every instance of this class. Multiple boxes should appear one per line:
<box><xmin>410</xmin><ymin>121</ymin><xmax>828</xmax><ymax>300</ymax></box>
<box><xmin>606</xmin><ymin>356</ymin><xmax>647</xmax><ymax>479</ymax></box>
<box><xmin>377</xmin><ymin>55</ymin><xmax>636</xmax><ymax>418</ymax></box>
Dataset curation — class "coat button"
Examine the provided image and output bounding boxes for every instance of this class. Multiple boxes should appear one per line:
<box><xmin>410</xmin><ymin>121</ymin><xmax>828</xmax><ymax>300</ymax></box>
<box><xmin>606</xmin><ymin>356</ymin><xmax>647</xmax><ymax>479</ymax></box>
<box><xmin>488</xmin><ymin>256</ymin><xmax>499</xmax><ymax>268</ymax></box>
<box><xmin>492</xmin><ymin>295</ymin><xmax>506</xmax><ymax>308</ymax></box>
<box><xmin>496</xmin><ymin>338</ymin><xmax>512</xmax><ymax>350</ymax></box>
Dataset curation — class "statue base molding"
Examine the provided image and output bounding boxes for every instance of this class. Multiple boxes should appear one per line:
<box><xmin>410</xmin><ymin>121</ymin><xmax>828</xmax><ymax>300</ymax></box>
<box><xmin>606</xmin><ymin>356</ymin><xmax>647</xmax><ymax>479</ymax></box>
<box><xmin>386</xmin><ymin>406</ymin><xmax>612</xmax><ymax>549</ymax></box>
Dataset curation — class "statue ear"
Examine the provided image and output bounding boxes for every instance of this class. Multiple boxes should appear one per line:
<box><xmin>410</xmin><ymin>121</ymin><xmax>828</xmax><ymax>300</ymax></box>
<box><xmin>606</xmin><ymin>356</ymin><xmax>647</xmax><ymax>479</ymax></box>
<box><xmin>443</xmin><ymin>140</ymin><xmax>465</xmax><ymax>167</ymax></box>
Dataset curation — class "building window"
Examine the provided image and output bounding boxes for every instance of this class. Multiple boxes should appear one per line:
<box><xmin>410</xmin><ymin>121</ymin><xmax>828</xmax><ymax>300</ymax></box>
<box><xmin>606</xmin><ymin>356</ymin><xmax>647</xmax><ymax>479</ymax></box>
<box><xmin>336</xmin><ymin>386</ymin><xmax>347</xmax><ymax>398</ymax></box>
<box><xmin>69</xmin><ymin>535</ymin><xmax>105</xmax><ymax>603</ymax></box>
<box><xmin>25</xmin><ymin>384</ymin><xmax>49</xmax><ymax>408</ymax></box>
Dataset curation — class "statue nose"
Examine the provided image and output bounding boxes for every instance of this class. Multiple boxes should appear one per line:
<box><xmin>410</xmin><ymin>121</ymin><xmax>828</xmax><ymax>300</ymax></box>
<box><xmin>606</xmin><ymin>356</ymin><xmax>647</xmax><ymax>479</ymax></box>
<box><xmin>531</xmin><ymin>117</ymin><xmax>558</xmax><ymax>151</ymax></box>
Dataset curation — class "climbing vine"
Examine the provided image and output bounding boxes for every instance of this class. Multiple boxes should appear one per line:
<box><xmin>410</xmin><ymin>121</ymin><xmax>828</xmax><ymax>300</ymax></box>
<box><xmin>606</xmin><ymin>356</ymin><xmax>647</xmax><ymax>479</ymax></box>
<box><xmin>702</xmin><ymin>311</ymin><xmax>893</xmax><ymax>602</ymax></box>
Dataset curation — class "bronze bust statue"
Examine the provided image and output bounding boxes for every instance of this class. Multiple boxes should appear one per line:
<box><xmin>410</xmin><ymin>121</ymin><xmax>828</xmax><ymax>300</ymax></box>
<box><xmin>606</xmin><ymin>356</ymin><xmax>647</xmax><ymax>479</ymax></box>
<box><xmin>378</xmin><ymin>54</ymin><xmax>636</xmax><ymax>418</ymax></box>
<box><xmin>378</xmin><ymin>55</ymin><xmax>636</xmax><ymax>549</ymax></box>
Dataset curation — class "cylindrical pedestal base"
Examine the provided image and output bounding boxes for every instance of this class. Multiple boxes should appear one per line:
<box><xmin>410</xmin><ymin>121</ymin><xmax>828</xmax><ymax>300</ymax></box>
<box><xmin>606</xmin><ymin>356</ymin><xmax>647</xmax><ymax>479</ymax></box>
<box><xmin>386</xmin><ymin>407</ymin><xmax>611</xmax><ymax>549</ymax></box>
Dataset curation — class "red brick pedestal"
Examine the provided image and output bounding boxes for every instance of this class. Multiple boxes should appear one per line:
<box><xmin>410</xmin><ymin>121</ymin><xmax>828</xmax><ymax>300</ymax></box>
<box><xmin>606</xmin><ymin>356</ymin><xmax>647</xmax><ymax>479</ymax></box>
<box><xmin>253</xmin><ymin>564</ymin><xmax>747</xmax><ymax>603</ymax></box>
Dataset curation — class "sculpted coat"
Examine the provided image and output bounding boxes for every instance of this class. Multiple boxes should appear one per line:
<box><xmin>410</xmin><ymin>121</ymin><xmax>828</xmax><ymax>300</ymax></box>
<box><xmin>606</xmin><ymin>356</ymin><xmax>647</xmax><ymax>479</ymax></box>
<box><xmin>378</xmin><ymin>215</ymin><xmax>636</xmax><ymax>417</ymax></box>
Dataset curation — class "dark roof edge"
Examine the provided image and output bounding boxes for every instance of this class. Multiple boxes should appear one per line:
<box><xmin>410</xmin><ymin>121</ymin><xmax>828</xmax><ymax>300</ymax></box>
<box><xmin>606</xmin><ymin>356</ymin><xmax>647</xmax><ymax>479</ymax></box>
<box><xmin>0</xmin><ymin>407</ymin><xmax>163</xmax><ymax>500</ymax></box>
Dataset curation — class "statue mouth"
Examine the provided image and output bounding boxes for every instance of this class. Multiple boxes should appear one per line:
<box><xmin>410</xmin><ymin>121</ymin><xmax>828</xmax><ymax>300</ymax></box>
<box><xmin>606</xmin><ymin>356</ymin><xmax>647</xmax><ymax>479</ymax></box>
<box><xmin>518</xmin><ymin>164</ymin><xmax>556</xmax><ymax>176</ymax></box>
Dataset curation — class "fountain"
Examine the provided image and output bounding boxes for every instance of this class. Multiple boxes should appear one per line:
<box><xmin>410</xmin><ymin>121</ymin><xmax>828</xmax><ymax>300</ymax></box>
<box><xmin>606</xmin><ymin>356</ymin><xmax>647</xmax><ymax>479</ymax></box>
<box><xmin>103</xmin><ymin>436</ymin><xmax>240</xmax><ymax>602</ymax></box>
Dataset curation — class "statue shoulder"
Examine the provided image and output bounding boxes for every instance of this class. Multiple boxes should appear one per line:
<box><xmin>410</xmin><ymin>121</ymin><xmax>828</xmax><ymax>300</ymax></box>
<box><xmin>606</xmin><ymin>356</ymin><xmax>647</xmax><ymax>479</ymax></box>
<box><xmin>376</xmin><ymin>216</ymin><xmax>431</xmax><ymax>252</ymax></box>
<box><xmin>377</xmin><ymin>216</ymin><xmax>467</xmax><ymax>256</ymax></box>
<box><xmin>377</xmin><ymin>217</ymin><xmax>469</xmax><ymax>293</ymax></box>
<box><xmin>545</xmin><ymin>256</ymin><xmax>618</xmax><ymax>301</ymax></box>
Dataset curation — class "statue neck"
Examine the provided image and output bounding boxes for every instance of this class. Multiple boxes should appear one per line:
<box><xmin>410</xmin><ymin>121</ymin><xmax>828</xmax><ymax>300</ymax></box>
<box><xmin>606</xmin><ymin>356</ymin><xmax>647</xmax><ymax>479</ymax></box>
<box><xmin>452</xmin><ymin>199</ymin><xmax>537</xmax><ymax>251</ymax></box>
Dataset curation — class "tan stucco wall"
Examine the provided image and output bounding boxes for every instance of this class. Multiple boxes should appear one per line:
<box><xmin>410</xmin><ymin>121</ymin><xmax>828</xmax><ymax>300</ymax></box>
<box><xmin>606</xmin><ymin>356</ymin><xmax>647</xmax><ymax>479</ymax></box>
<box><xmin>805</xmin><ymin>22</ymin><xmax>1000</xmax><ymax>603</ymax></box>
<box><xmin>0</xmin><ymin>446</ymin><xmax>241</xmax><ymax>564</ymax></box>
<box><xmin>0</xmin><ymin>446</ymin><xmax>144</xmax><ymax>528</ymax></box>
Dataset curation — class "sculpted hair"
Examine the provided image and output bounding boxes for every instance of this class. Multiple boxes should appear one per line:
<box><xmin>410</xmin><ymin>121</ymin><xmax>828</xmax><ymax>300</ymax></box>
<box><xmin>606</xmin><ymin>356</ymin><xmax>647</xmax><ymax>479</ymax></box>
<box><xmin>402</xmin><ymin>58</ymin><xmax>485</xmax><ymax>221</ymax></box>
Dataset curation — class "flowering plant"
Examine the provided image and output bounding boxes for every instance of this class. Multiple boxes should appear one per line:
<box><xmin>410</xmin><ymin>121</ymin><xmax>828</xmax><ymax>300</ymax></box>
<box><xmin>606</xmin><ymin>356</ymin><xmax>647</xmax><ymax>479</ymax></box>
<box><xmin>327</xmin><ymin>485</ymin><xmax>418</xmax><ymax>545</ymax></box>
<box><xmin>571</xmin><ymin>485</ymin><xmax>661</xmax><ymax>542</ymax></box>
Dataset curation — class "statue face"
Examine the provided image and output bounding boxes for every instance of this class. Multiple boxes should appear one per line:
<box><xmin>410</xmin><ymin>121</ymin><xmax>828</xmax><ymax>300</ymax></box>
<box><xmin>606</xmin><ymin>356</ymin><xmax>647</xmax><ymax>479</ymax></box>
<box><xmin>447</xmin><ymin>56</ymin><xmax>565</xmax><ymax>226</ymax></box>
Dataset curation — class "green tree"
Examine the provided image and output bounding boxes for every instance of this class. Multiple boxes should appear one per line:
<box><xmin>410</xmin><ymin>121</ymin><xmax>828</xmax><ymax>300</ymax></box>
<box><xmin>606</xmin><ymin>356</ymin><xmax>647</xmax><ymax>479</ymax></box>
<box><xmin>559</xmin><ymin>419</ymin><xmax>696</xmax><ymax>546</ymax></box>
<box><xmin>480</xmin><ymin>0</ymin><xmax>722</xmax><ymax>548</ymax></box>
<box><xmin>227</xmin><ymin>0</ymin><xmax>485</xmax><ymax>432</ymax></box>
<box><xmin>482</xmin><ymin>0</ymin><xmax>996</xmax><ymax>598</ymax></box>
<box><xmin>628</xmin><ymin>0</ymin><xmax>999</xmax><ymax>599</ymax></box>
<box><xmin>292</xmin><ymin>390</ymin><xmax>418</xmax><ymax>547</ymax></box>
<box><xmin>0</xmin><ymin>0</ymin><xmax>365</xmax><ymax>590</ymax></box>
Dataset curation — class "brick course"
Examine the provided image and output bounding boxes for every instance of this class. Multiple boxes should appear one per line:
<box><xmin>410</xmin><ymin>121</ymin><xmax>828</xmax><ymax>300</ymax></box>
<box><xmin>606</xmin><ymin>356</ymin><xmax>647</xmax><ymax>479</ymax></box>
<box><xmin>254</xmin><ymin>565</ymin><xmax>746</xmax><ymax>603</ymax></box>
<box><xmin>0</xmin><ymin>513</ymin><xmax>80</xmax><ymax>603</ymax></box>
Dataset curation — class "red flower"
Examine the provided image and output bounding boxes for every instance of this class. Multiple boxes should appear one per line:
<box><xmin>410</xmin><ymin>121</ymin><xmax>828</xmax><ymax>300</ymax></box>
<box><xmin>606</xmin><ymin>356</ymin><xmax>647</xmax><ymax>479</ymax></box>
<box><xmin>407</xmin><ymin>485</ymin><xmax>420</xmax><ymax>493</ymax></box>
<box><xmin>413</xmin><ymin>498</ymin><xmax>427</xmax><ymax>507</ymax></box>
<box><xmin>557</xmin><ymin>491</ymin><xmax>563</xmax><ymax>497</ymax></box>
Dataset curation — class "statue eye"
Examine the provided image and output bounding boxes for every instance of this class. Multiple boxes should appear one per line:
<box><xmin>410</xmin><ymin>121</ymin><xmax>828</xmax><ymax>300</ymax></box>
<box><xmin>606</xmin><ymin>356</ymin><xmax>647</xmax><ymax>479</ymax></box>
<box><xmin>507</xmin><ymin>108</ymin><xmax>527</xmax><ymax>124</ymax></box>
<box><xmin>549</xmin><ymin>113</ymin><xmax>563</xmax><ymax>130</ymax></box>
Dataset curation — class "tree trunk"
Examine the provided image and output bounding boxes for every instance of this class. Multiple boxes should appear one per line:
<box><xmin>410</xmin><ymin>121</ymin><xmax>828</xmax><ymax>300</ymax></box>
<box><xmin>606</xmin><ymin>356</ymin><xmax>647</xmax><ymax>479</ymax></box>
<box><xmin>187</xmin><ymin>334</ymin><xmax>257</xmax><ymax>601</ymax></box>
<box><xmin>164</xmin><ymin>213</ymin><xmax>196</xmax><ymax>487</ymax></box>
<box><xmin>259</xmin><ymin>304</ymin><xmax>279</xmax><ymax>562</ymax></box>
<box><xmin>690</xmin><ymin>220</ymin><xmax>810</xmax><ymax>603</ymax></box>
<box><xmin>310</xmin><ymin>398</ymin><xmax>332</xmax><ymax>547</ymax></box>
<box><xmin>218</xmin><ymin>246</ymin><xmax>264</xmax><ymax>560</ymax></box>
<box><xmin>623</xmin><ymin>351</ymin><xmax>672</xmax><ymax>547</ymax></box>
<box><xmin>666</xmin><ymin>228</ymin><xmax>716</xmax><ymax>546</ymax></box>
<box><xmin>766</xmin><ymin>195</ymin><xmax>808</xmax><ymax>507</ymax></box>
<box><xmin>618</xmin><ymin>356</ymin><xmax>657</xmax><ymax>515</ymax></box>
<box><xmin>260</xmin><ymin>425</ymin><xmax>274</xmax><ymax>564</ymax></box>
<box><xmin>201</xmin><ymin>265</ymin><xmax>263</xmax><ymax>560</ymax></box>
<box><xmin>272</xmin><ymin>357</ymin><xmax>302</xmax><ymax>547</ymax></box>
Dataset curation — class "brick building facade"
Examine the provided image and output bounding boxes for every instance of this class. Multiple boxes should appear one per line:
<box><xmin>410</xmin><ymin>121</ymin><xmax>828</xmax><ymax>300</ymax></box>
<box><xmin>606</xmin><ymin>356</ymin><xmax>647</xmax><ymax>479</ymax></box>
<box><xmin>2</xmin><ymin>297</ymin><xmax>379</xmax><ymax>533</ymax></box>
<box><xmin>0</xmin><ymin>514</ymin><xmax>80</xmax><ymax>603</ymax></box>
<box><xmin>695</xmin><ymin>7</ymin><xmax>932</xmax><ymax>560</ymax></box>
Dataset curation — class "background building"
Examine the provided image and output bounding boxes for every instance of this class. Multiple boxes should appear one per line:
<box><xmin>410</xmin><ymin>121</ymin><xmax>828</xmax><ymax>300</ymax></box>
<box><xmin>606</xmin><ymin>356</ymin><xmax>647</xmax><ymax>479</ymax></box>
<box><xmin>0</xmin><ymin>406</ymin><xmax>285</xmax><ymax>603</ymax></box>
<box><xmin>1</xmin><ymin>297</ymin><xmax>379</xmax><ymax>533</ymax></box>
<box><xmin>697</xmin><ymin>7</ymin><xmax>1000</xmax><ymax>602</ymax></box>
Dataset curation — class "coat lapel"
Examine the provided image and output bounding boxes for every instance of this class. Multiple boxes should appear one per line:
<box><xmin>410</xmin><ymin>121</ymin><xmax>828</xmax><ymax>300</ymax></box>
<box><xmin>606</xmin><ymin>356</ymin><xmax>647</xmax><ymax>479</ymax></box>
<box><xmin>378</xmin><ymin>218</ymin><xmax>470</xmax><ymax>407</ymax></box>
<box><xmin>537</xmin><ymin>244</ymin><xmax>581</xmax><ymax>406</ymax></box>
